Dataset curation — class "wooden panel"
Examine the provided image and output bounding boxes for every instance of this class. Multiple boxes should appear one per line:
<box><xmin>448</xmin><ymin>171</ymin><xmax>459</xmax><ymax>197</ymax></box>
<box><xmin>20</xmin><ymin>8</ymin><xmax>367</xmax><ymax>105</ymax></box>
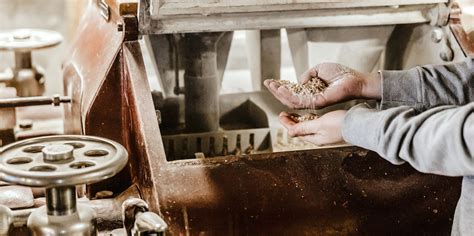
<box><xmin>141</xmin><ymin>4</ymin><xmax>436</xmax><ymax>34</ymax></box>
<box><xmin>151</xmin><ymin>0</ymin><xmax>447</xmax><ymax>17</ymax></box>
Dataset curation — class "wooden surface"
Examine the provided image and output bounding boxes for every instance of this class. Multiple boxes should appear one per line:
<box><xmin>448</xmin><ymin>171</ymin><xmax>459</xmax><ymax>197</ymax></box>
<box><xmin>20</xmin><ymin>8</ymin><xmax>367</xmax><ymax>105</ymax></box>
<box><xmin>151</xmin><ymin>0</ymin><xmax>447</xmax><ymax>16</ymax></box>
<box><xmin>141</xmin><ymin>4</ymin><xmax>437</xmax><ymax>34</ymax></box>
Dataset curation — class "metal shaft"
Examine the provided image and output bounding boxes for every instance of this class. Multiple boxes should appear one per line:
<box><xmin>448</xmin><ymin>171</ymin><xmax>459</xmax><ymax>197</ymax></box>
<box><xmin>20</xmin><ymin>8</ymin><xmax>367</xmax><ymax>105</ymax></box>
<box><xmin>14</xmin><ymin>51</ymin><xmax>32</xmax><ymax>69</ymax></box>
<box><xmin>184</xmin><ymin>33</ymin><xmax>224</xmax><ymax>133</ymax></box>
<box><xmin>0</xmin><ymin>95</ymin><xmax>71</xmax><ymax>108</ymax></box>
<box><xmin>45</xmin><ymin>186</ymin><xmax>77</xmax><ymax>216</ymax></box>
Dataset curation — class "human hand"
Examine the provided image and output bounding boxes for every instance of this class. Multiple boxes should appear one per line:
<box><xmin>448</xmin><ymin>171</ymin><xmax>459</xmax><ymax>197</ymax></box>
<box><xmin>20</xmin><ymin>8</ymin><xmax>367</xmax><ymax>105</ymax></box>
<box><xmin>279</xmin><ymin>110</ymin><xmax>347</xmax><ymax>146</ymax></box>
<box><xmin>264</xmin><ymin>63</ymin><xmax>381</xmax><ymax>109</ymax></box>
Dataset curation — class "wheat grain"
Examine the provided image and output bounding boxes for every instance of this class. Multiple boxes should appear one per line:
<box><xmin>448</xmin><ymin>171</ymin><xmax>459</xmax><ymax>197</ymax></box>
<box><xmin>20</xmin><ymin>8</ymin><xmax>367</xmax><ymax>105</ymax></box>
<box><xmin>289</xmin><ymin>113</ymin><xmax>319</xmax><ymax>123</ymax></box>
<box><xmin>276</xmin><ymin>77</ymin><xmax>327</xmax><ymax>96</ymax></box>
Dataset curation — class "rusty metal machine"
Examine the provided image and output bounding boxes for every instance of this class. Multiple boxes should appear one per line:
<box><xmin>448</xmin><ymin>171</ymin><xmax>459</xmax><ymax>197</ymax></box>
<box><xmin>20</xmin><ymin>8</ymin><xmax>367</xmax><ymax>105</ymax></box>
<box><xmin>1</xmin><ymin>0</ymin><xmax>474</xmax><ymax>235</ymax></box>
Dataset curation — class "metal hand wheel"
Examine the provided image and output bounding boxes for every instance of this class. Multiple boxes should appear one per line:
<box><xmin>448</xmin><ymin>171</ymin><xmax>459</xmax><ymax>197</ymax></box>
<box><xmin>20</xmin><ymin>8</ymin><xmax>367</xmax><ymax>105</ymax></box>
<box><xmin>0</xmin><ymin>29</ymin><xmax>63</xmax><ymax>97</ymax></box>
<box><xmin>0</xmin><ymin>135</ymin><xmax>128</xmax><ymax>187</ymax></box>
<box><xmin>0</xmin><ymin>29</ymin><xmax>62</xmax><ymax>52</ymax></box>
<box><xmin>0</xmin><ymin>135</ymin><xmax>128</xmax><ymax>236</ymax></box>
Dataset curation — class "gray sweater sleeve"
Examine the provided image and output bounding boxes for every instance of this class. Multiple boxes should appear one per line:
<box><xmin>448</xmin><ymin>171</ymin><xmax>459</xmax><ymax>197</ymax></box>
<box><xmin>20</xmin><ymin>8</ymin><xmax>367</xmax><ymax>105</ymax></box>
<box><xmin>342</xmin><ymin>58</ymin><xmax>474</xmax><ymax>176</ymax></box>
<box><xmin>342</xmin><ymin>103</ymin><xmax>474</xmax><ymax>176</ymax></box>
<box><xmin>381</xmin><ymin>57</ymin><xmax>474</xmax><ymax>110</ymax></box>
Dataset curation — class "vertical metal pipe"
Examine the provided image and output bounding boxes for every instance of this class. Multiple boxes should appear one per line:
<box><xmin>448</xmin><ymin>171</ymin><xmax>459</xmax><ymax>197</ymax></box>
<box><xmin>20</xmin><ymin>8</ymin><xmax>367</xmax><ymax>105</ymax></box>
<box><xmin>14</xmin><ymin>51</ymin><xmax>33</xmax><ymax>69</ymax></box>
<box><xmin>183</xmin><ymin>33</ymin><xmax>224</xmax><ymax>133</ymax></box>
<box><xmin>45</xmin><ymin>186</ymin><xmax>77</xmax><ymax>216</ymax></box>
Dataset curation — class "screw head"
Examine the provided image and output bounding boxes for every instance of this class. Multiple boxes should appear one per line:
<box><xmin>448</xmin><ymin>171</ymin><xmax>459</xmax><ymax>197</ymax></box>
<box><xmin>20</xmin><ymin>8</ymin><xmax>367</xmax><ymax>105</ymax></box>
<box><xmin>431</xmin><ymin>28</ymin><xmax>444</xmax><ymax>43</ymax></box>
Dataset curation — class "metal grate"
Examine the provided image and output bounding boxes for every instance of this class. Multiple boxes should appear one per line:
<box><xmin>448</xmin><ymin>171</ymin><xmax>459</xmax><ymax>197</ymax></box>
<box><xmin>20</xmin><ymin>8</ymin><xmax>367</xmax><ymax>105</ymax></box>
<box><xmin>162</xmin><ymin>128</ymin><xmax>271</xmax><ymax>161</ymax></box>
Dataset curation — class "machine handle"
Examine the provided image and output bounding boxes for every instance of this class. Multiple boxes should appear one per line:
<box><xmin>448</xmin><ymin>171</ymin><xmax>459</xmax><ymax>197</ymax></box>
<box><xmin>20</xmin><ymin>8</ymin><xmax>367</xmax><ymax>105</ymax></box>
<box><xmin>0</xmin><ymin>95</ymin><xmax>71</xmax><ymax>109</ymax></box>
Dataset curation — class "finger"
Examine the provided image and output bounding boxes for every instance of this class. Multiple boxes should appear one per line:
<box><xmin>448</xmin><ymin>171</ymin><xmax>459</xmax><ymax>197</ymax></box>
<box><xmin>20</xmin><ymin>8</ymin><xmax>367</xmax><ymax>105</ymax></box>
<box><xmin>300</xmin><ymin>94</ymin><xmax>328</xmax><ymax>109</ymax></box>
<box><xmin>291</xmin><ymin>121</ymin><xmax>320</xmax><ymax>137</ymax></box>
<box><xmin>279</xmin><ymin>114</ymin><xmax>321</xmax><ymax>136</ymax></box>
<box><xmin>299</xmin><ymin>66</ymin><xmax>318</xmax><ymax>84</ymax></box>
<box><xmin>299</xmin><ymin>135</ymin><xmax>326</xmax><ymax>146</ymax></box>
<box><xmin>275</xmin><ymin>86</ymin><xmax>305</xmax><ymax>109</ymax></box>
<box><xmin>265</xmin><ymin>80</ymin><xmax>296</xmax><ymax>108</ymax></box>
<box><xmin>273</xmin><ymin>85</ymin><xmax>303</xmax><ymax>109</ymax></box>
<box><xmin>279</xmin><ymin>112</ymin><xmax>297</xmax><ymax>127</ymax></box>
<box><xmin>316</xmin><ymin>84</ymin><xmax>350</xmax><ymax>106</ymax></box>
<box><xmin>264</xmin><ymin>79</ymin><xmax>281</xmax><ymax>98</ymax></box>
<box><xmin>266</xmin><ymin>79</ymin><xmax>322</xmax><ymax>109</ymax></box>
<box><xmin>263</xmin><ymin>79</ymin><xmax>273</xmax><ymax>88</ymax></box>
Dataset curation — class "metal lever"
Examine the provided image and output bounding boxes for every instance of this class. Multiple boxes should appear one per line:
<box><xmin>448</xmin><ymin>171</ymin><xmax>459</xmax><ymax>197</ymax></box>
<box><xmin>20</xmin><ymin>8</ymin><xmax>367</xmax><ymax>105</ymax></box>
<box><xmin>122</xmin><ymin>198</ymin><xmax>168</xmax><ymax>236</ymax></box>
<box><xmin>0</xmin><ymin>94</ymin><xmax>71</xmax><ymax>108</ymax></box>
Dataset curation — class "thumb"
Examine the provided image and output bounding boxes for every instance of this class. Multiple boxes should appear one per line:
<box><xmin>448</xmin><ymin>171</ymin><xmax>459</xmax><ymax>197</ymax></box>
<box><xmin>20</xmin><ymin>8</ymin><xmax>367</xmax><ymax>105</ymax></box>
<box><xmin>279</xmin><ymin>113</ymin><xmax>320</xmax><ymax>137</ymax></box>
<box><xmin>299</xmin><ymin>65</ymin><xmax>319</xmax><ymax>84</ymax></box>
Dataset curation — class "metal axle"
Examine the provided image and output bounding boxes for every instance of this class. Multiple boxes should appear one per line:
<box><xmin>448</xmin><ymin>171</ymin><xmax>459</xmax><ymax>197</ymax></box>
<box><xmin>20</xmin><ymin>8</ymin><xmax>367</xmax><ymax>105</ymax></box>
<box><xmin>0</xmin><ymin>95</ymin><xmax>71</xmax><ymax>108</ymax></box>
<box><xmin>45</xmin><ymin>186</ymin><xmax>77</xmax><ymax>216</ymax></box>
<box><xmin>14</xmin><ymin>51</ymin><xmax>33</xmax><ymax>69</ymax></box>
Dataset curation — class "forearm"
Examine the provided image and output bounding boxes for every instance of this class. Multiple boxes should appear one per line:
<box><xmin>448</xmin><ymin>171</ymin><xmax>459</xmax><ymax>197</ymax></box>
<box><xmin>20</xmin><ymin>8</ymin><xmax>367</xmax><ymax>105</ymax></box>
<box><xmin>361</xmin><ymin>57</ymin><xmax>474</xmax><ymax>109</ymax></box>
<box><xmin>361</xmin><ymin>71</ymin><xmax>381</xmax><ymax>100</ymax></box>
<box><xmin>342</xmin><ymin>103</ymin><xmax>474</xmax><ymax>176</ymax></box>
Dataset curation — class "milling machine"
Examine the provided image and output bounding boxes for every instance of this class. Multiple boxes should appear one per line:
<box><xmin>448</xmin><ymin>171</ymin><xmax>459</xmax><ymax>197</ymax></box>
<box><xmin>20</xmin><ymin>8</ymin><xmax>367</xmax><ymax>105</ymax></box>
<box><xmin>0</xmin><ymin>0</ymin><xmax>473</xmax><ymax>235</ymax></box>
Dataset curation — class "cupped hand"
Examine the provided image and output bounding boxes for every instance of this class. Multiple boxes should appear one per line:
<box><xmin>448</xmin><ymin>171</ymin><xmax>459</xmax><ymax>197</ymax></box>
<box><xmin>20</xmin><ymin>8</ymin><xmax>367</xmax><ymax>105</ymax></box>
<box><xmin>264</xmin><ymin>63</ymin><xmax>380</xmax><ymax>109</ymax></box>
<box><xmin>279</xmin><ymin>110</ymin><xmax>347</xmax><ymax>146</ymax></box>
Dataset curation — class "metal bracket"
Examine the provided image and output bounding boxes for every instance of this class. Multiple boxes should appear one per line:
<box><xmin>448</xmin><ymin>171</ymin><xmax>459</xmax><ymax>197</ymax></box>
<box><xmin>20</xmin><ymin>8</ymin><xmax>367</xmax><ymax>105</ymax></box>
<box><xmin>122</xmin><ymin>15</ymin><xmax>139</xmax><ymax>41</ymax></box>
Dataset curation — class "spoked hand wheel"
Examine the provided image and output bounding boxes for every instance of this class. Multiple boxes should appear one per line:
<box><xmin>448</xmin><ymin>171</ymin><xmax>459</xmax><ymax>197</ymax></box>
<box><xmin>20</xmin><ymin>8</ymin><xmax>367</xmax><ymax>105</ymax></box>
<box><xmin>0</xmin><ymin>135</ymin><xmax>128</xmax><ymax>236</ymax></box>
<box><xmin>0</xmin><ymin>29</ymin><xmax>62</xmax><ymax>52</ymax></box>
<box><xmin>0</xmin><ymin>28</ymin><xmax>63</xmax><ymax>97</ymax></box>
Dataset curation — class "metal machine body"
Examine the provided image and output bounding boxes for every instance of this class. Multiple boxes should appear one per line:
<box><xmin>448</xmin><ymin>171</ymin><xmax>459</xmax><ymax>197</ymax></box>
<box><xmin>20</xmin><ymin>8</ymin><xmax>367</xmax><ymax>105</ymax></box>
<box><xmin>0</xmin><ymin>29</ymin><xmax>66</xmax><ymax>147</ymax></box>
<box><xmin>1</xmin><ymin>0</ymin><xmax>473</xmax><ymax>235</ymax></box>
<box><xmin>57</xmin><ymin>0</ymin><xmax>473</xmax><ymax>234</ymax></box>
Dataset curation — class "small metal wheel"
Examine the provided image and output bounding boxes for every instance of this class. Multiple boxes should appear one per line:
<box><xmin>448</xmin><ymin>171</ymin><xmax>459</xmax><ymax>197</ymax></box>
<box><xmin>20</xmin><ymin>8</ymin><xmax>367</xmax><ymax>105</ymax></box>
<box><xmin>0</xmin><ymin>135</ymin><xmax>128</xmax><ymax>187</ymax></box>
<box><xmin>0</xmin><ymin>28</ymin><xmax>63</xmax><ymax>51</ymax></box>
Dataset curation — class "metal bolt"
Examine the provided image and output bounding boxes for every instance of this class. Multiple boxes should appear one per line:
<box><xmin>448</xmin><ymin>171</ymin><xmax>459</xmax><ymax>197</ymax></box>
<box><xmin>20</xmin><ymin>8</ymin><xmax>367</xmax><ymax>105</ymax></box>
<box><xmin>431</xmin><ymin>28</ymin><xmax>444</xmax><ymax>43</ymax></box>
<box><xmin>52</xmin><ymin>94</ymin><xmax>61</xmax><ymax>106</ymax></box>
